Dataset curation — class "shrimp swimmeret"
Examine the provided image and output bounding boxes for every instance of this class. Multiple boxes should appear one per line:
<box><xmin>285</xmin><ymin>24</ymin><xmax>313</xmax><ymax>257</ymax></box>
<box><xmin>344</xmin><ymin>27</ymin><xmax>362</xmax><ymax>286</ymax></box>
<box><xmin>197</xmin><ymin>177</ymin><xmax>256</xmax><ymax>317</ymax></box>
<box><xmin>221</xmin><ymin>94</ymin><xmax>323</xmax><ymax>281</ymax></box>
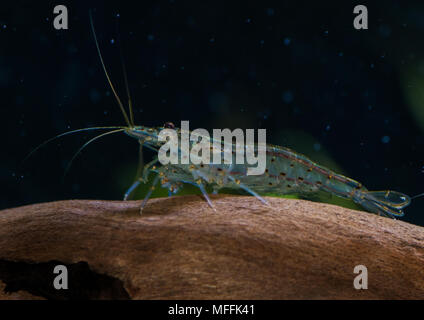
<box><xmin>29</xmin><ymin>14</ymin><xmax>412</xmax><ymax>219</ymax></box>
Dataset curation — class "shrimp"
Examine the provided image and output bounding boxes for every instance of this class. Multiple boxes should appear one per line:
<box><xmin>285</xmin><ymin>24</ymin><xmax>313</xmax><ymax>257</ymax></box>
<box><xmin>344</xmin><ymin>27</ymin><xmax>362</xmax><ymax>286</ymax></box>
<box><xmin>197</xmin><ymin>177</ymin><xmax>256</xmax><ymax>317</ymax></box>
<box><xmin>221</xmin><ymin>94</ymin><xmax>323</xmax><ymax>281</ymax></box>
<box><xmin>27</xmin><ymin>13</ymin><xmax>412</xmax><ymax>219</ymax></box>
<box><xmin>122</xmin><ymin>125</ymin><xmax>411</xmax><ymax>218</ymax></box>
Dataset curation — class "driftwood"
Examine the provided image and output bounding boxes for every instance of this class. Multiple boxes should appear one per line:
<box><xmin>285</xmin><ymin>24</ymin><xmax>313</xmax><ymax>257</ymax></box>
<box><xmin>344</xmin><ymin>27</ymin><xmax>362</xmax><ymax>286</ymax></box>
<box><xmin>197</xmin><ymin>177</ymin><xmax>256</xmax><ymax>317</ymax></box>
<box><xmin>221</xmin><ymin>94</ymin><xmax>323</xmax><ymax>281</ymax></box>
<box><xmin>0</xmin><ymin>195</ymin><xmax>423</xmax><ymax>300</ymax></box>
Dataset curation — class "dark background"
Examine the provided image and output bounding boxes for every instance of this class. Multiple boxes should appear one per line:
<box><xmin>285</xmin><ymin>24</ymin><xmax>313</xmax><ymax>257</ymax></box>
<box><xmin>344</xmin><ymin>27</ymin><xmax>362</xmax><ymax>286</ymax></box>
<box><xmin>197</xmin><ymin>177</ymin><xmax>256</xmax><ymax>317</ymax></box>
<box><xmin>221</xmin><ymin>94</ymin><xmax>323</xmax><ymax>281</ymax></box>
<box><xmin>1</xmin><ymin>0</ymin><xmax>423</xmax><ymax>225</ymax></box>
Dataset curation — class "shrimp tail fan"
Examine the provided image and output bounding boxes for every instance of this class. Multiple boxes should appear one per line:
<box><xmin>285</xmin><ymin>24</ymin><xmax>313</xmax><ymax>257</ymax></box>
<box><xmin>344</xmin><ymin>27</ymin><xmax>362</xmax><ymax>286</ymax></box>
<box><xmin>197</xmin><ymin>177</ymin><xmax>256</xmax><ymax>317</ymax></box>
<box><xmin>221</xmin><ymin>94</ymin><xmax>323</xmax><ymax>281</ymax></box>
<box><xmin>353</xmin><ymin>190</ymin><xmax>411</xmax><ymax>218</ymax></box>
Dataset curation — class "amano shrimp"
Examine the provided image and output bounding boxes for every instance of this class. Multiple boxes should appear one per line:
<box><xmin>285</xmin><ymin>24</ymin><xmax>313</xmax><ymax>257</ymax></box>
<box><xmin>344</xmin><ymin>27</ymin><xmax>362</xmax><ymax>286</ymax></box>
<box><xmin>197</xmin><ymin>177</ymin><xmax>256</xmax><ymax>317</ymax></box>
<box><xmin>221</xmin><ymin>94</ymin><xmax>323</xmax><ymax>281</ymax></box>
<box><xmin>122</xmin><ymin>124</ymin><xmax>411</xmax><ymax>218</ymax></box>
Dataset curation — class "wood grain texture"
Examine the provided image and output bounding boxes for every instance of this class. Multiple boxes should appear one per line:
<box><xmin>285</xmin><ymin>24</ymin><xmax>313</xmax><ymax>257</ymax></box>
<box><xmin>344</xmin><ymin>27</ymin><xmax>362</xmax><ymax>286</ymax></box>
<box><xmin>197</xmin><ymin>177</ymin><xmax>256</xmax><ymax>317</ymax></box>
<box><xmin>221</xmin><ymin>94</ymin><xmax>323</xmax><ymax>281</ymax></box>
<box><xmin>0</xmin><ymin>195</ymin><xmax>423</xmax><ymax>299</ymax></box>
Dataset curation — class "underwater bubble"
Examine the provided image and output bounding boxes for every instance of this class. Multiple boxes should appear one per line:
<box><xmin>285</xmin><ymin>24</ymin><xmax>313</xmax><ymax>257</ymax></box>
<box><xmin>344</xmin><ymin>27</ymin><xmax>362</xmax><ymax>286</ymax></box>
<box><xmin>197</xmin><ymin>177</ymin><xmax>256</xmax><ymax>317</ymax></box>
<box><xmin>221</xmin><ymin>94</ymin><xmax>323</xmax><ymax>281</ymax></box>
<box><xmin>381</xmin><ymin>135</ymin><xmax>390</xmax><ymax>144</ymax></box>
<box><xmin>324</xmin><ymin>30</ymin><xmax>329</xmax><ymax>35</ymax></box>
<box><xmin>257</xmin><ymin>110</ymin><xmax>271</xmax><ymax>120</ymax></box>
<box><xmin>282</xmin><ymin>90</ymin><xmax>294</xmax><ymax>103</ymax></box>
<box><xmin>89</xmin><ymin>89</ymin><xmax>101</xmax><ymax>104</ymax></box>
<box><xmin>116</xmin><ymin>13</ymin><xmax>120</xmax><ymax>18</ymax></box>
<box><xmin>379</xmin><ymin>24</ymin><xmax>392</xmax><ymax>38</ymax></box>
<box><xmin>259</xmin><ymin>40</ymin><xmax>265</xmax><ymax>45</ymax></box>
<box><xmin>325</xmin><ymin>124</ymin><xmax>331</xmax><ymax>131</ymax></box>
<box><xmin>313</xmin><ymin>143</ymin><xmax>321</xmax><ymax>151</ymax></box>
<box><xmin>2</xmin><ymin>24</ymin><xmax>6</xmax><ymax>29</ymax></box>
<box><xmin>110</xmin><ymin>39</ymin><xmax>115</xmax><ymax>44</ymax></box>
<box><xmin>180</xmin><ymin>66</ymin><xmax>185</xmax><ymax>70</ymax></box>
<box><xmin>147</xmin><ymin>34</ymin><xmax>155</xmax><ymax>41</ymax></box>
<box><xmin>209</xmin><ymin>37</ymin><xmax>215</xmax><ymax>43</ymax></box>
<box><xmin>246</xmin><ymin>18</ymin><xmax>251</xmax><ymax>23</ymax></box>
<box><xmin>283</xmin><ymin>37</ymin><xmax>291</xmax><ymax>46</ymax></box>
<box><xmin>266</xmin><ymin>8</ymin><xmax>275</xmax><ymax>16</ymax></box>
<box><xmin>208</xmin><ymin>92</ymin><xmax>229</xmax><ymax>113</ymax></box>
<box><xmin>370</xmin><ymin>63</ymin><xmax>375</xmax><ymax>69</ymax></box>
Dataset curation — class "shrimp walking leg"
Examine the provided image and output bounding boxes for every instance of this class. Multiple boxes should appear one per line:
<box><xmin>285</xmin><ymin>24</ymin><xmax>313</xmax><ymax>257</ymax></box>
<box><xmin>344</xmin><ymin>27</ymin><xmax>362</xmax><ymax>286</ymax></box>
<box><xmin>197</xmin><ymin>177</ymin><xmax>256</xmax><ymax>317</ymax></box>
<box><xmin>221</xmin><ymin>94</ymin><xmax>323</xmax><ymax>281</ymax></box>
<box><xmin>133</xmin><ymin>143</ymin><xmax>144</xmax><ymax>180</ymax></box>
<box><xmin>124</xmin><ymin>156</ymin><xmax>160</xmax><ymax>201</ymax></box>
<box><xmin>124</xmin><ymin>180</ymin><xmax>141</xmax><ymax>200</ymax></box>
<box><xmin>140</xmin><ymin>175</ymin><xmax>160</xmax><ymax>214</ymax></box>
<box><xmin>124</xmin><ymin>144</ymin><xmax>145</xmax><ymax>200</ymax></box>
<box><xmin>197</xmin><ymin>183</ymin><xmax>216</xmax><ymax>212</ymax></box>
<box><xmin>228</xmin><ymin>176</ymin><xmax>269</xmax><ymax>206</ymax></box>
<box><xmin>141</xmin><ymin>157</ymin><xmax>159</xmax><ymax>182</ymax></box>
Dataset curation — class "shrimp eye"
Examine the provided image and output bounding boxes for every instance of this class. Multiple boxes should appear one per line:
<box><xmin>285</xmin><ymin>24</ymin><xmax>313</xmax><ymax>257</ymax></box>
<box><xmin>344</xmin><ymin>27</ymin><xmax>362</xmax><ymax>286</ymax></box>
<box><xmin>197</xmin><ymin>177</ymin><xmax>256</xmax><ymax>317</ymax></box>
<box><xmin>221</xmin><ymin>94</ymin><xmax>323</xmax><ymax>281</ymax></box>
<box><xmin>164</xmin><ymin>122</ymin><xmax>175</xmax><ymax>129</ymax></box>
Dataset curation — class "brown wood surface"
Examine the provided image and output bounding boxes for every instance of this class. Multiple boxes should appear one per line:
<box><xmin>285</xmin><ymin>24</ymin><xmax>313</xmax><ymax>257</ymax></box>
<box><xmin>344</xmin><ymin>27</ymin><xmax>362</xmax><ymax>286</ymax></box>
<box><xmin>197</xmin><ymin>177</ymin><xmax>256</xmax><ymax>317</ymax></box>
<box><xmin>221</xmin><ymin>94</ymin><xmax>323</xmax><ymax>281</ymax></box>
<box><xmin>0</xmin><ymin>195</ymin><xmax>423</xmax><ymax>299</ymax></box>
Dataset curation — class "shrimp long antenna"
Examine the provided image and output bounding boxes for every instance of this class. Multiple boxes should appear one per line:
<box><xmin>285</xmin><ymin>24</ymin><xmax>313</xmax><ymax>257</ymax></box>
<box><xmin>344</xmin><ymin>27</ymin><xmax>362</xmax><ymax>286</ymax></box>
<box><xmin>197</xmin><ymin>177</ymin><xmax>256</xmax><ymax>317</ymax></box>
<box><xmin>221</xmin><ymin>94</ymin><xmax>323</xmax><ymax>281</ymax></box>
<box><xmin>22</xmin><ymin>126</ymin><xmax>126</xmax><ymax>165</ymax></box>
<box><xmin>89</xmin><ymin>11</ymin><xmax>132</xmax><ymax>127</ymax></box>
<box><xmin>115</xmin><ymin>17</ymin><xmax>135</xmax><ymax>126</ymax></box>
<box><xmin>63</xmin><ymin>128</ymin><xmax>125</xmax><ymax>179</ymax></box>
<box><xmin>411</xmin><ymin>192</ymin><xmax>424</xmax><ymax>200</ymax></box>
